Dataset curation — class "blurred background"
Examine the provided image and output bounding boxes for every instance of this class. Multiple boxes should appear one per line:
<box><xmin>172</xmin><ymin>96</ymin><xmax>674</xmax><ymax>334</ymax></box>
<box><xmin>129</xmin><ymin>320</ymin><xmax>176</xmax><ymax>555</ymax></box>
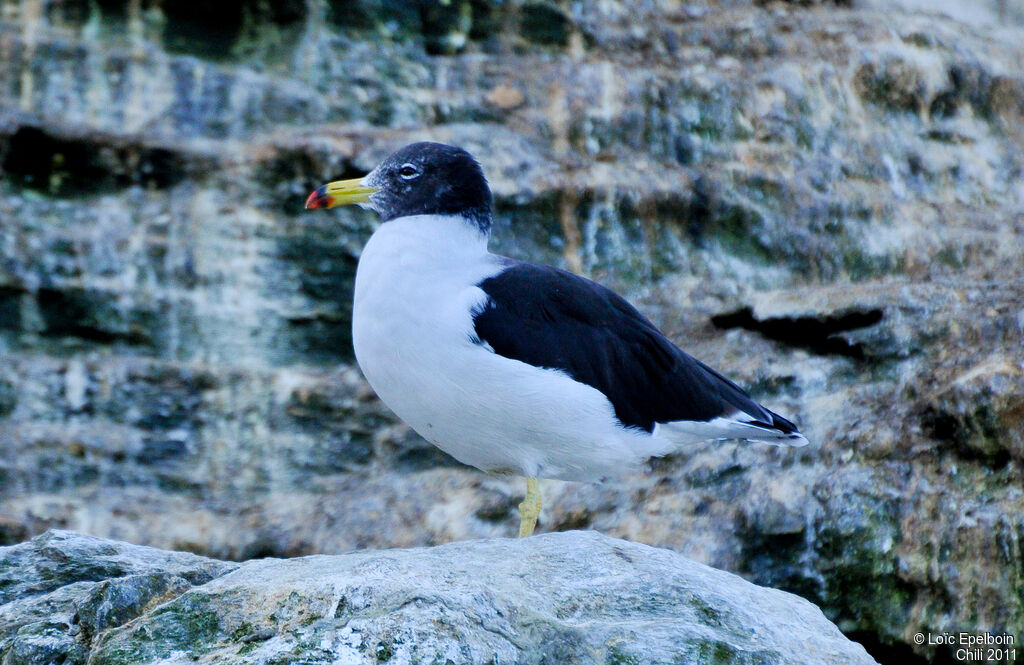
<box><xmin>1</xmin><ymin>0</ymin><xmax>1023</xmax><ymax>662</ymax></box>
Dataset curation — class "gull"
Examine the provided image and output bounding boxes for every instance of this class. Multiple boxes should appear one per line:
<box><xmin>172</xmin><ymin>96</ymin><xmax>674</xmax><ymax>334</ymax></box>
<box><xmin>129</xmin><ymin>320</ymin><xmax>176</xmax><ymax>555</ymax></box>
<box><xmin>306</xmin><ymin>142</ymin><xmax>806</xmax><ymax>537</ymax></box>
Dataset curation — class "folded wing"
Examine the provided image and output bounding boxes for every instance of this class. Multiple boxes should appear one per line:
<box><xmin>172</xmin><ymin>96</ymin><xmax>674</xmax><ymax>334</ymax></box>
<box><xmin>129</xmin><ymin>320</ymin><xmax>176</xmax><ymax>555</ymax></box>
<box><xmin>472</xmin><ymin>262</ymin><xmax>805</xmax><ymax>445</ymax></box>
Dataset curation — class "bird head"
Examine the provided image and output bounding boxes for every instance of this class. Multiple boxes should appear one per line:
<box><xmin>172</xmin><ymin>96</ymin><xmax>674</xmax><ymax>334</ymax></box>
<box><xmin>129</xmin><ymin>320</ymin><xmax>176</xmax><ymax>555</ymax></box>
<box><xmin>305</xmin><ymin>142</ymin><xmax>493</xmax><ymax>233</ymax></box>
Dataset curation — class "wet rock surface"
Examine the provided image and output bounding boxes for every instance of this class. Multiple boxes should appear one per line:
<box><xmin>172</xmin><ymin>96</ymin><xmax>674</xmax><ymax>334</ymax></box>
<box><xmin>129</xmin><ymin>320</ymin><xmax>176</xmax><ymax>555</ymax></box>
<box><xmin>1</xmin><ymin>1</ymin><xmax>1023</xmax><ymax>663</ymax></box>
<box><xmin>0</xmin><ymin>529</ymin><xmax>878</xmax><ymax>665</ymax></box>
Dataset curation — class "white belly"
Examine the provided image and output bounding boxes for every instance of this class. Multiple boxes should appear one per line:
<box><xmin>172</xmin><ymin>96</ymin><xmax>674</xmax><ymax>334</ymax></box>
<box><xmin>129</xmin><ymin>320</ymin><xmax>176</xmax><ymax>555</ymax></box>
<box><xmin>351</xmin><ymin>216</ymin><xmax>670</xmax><ymax>481</ymax></box>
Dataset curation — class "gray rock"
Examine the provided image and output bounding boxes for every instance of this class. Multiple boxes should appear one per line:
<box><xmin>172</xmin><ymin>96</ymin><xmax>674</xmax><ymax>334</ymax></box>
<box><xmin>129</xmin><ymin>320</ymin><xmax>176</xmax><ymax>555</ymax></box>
<box><xmin>0</xmin><ymin>530</ymin><xmax>235</xmax><ymax>665</ymax></box>
<box><xmin>0</xmin><ymin>530</ymin><xmax>876</xmax><ymax>665</ymax></box>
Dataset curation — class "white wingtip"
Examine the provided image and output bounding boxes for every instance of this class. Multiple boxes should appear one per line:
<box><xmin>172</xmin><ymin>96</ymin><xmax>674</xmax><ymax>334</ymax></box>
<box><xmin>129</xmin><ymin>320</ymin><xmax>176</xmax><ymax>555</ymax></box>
<box><xmin>749</xmin><ymin>432</ymin><xmax>810</xmax><ymax>448</ymax></box>
<box><xmin>657</xmin><ymin>417</ymin><xmax>811</xmax><ymax>448</ymax></box>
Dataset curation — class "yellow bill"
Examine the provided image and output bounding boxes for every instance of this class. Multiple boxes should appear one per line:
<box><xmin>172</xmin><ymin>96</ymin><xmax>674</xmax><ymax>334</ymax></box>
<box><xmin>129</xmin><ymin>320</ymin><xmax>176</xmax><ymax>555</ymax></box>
<box><xmin>305</xmin><ymin>178</ymin><xmax>378</xmax><ymax>209</ymax></box>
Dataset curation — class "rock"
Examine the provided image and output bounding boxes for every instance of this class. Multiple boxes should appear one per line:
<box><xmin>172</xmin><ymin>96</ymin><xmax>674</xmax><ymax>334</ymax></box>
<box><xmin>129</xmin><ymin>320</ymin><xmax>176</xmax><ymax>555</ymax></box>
<box><xmin>0</xmin><ymin>530</ymin><xmax>235</xmax><ymax>665</ymax></box>
<box><xmin>420</xmin><ymin>0</ymin><xmax>473</xmax><ymax>55</ymax></box>
<box><xmin>0</xmin><ymin>530</ymin><xmax>877</xmax><ymax>665</ymax></box>
<box><xmin>485</xmin><ymin>84</ymin><xmax>527</xmax><ymax>110</ymax></box>
<box><xmin>0</xmin><ymin>529</ymin><xmax>234</xmax><ymax>604</ymax></box>
<box><xmin>2</xmin><ymin>1</ymin><xmax>1024</xmax><ymax>663</ymax></box>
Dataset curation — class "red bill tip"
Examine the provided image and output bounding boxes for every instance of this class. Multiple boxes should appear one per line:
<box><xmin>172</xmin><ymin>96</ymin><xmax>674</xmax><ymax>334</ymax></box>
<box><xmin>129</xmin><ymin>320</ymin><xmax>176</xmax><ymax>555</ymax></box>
<box><xmin>304</xmin><ymin>185</ymin><xmax>333</xmax><ymax>210</ymax></box>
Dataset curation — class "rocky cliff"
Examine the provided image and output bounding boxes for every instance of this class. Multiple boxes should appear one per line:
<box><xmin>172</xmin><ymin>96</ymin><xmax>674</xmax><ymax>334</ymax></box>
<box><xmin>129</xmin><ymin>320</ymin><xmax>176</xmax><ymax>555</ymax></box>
<box><xmin>0</xmin><ymin>530</ymin><xmax>879</xmax><ymax>665</ymax></box>
<box><xmin>1</xmin><ymin>1</ymin><xmax>1022</xmax><ymax>663</ymax></box>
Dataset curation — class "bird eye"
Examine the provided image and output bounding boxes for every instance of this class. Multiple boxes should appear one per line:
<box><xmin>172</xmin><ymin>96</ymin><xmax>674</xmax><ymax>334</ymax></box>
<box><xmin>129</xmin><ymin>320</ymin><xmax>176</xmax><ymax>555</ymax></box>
<box><xmin>398</xmin><ymin>164</ymin><xmax>420</xmax><ymax>179</ymax></box>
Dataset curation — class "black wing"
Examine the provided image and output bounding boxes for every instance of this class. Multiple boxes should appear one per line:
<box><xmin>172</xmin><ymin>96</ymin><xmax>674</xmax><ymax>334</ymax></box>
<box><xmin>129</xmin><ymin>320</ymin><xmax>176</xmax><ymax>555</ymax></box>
<box><xmin>472</xmin><ymin>262</ymin><xmax>797</xmax><ymax>434</ymax></box>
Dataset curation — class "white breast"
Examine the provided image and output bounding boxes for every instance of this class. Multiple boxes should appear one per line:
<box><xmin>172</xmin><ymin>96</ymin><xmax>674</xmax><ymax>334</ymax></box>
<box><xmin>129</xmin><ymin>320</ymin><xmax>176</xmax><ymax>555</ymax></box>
<box><xmin>351</xmin><ymin>215</ymin><xmax>672</xmax><ymax>481</ymax></box>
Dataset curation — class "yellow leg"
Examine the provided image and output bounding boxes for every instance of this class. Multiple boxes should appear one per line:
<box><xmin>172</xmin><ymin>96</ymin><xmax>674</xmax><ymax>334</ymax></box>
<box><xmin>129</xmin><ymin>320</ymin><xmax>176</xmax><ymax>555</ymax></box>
<box><xmin>518</xmin><ymin>477</ymin><xmax>542</xmax><ymax>537</ymax></box>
